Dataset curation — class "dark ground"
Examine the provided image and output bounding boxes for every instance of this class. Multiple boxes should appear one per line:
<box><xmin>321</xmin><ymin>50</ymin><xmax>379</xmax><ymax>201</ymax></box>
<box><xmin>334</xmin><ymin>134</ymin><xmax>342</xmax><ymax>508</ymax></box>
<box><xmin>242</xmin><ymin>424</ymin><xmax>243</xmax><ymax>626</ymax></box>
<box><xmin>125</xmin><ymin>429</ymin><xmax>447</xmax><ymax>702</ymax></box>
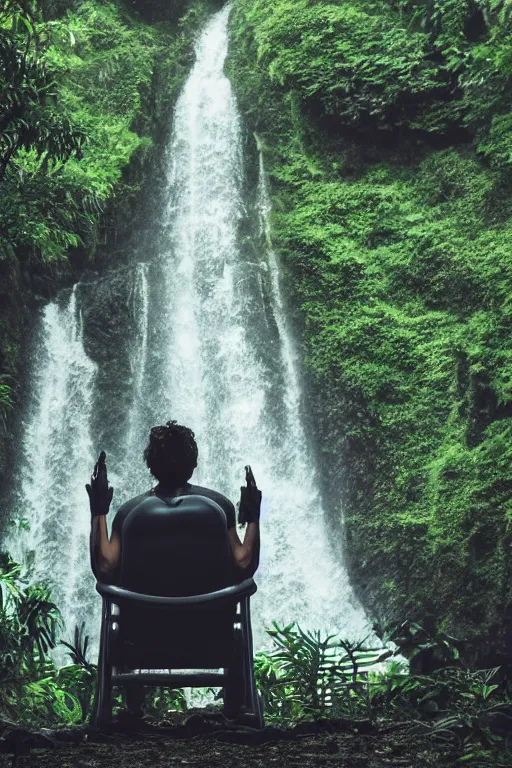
<box><xmin>0</xmin><ymin>711</ymin><xmax>486</xmax><ymax>768</ymax></box>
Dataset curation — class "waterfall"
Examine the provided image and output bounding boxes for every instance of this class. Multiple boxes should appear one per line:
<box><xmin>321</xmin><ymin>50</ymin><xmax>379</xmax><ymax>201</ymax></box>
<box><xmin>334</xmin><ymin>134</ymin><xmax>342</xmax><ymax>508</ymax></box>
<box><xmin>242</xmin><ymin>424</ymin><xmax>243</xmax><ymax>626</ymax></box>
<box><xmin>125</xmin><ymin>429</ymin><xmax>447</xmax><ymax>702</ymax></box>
<box><xmin>8</xmin><ymin>287</ymin><xmax>98</xmax><ymax>637</ymax></box>
<box><xmin>133</xmin><ymin>4</ymin><xmax>369</xmax><ymax>644</ymax></box>
<box><xmin>6</xmin><ymin>4</ymin><xmax>370</xmax><ymax>654</ymax></box>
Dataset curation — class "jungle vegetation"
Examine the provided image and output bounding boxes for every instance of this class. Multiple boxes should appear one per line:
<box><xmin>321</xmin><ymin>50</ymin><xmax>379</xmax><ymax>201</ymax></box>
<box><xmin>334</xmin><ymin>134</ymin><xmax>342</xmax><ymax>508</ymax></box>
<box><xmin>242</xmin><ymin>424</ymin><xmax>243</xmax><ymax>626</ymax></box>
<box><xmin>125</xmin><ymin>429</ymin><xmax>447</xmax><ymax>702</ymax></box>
<box><xmin>227</xmin><ymin>0</ymin><xmax>512</xmax><ymax>658</ymax></box>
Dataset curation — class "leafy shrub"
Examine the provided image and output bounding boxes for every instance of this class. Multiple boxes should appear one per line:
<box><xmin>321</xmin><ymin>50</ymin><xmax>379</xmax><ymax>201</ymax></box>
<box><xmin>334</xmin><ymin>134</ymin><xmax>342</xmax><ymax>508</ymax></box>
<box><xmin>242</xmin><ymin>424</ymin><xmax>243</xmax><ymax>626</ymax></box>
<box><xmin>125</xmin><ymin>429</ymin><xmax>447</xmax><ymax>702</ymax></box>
<box><xmin>0</xmin><ymin>0</ymin><xmax>214</xmax><ymax>265</ymax></box>
<box><xmin>0</xmin><ymin>551</ymin><xmax>82</xmax><ymax>725</ymax></box>
<box><xmin>379</xmin><ymin>618</ymin><xmax>464</xmax><ymax>673</ymax></box>
<box><xmin>255</xmin><ymin>622</ymin><xmax>391</xmax><ymax>722</ymax></box>
<box><xmin>143</xmin><ymin>687</ymin><xmax>188</xmax><ymax>719</ymax></box>
<box><xmin>247</xmin><ymin>0</ymin><xmax>445</xmax><ymax>130</ymax></box>
<box><xmin>1</xmin><ymin>1</ymin><xmax>157</xmax><ymax>262</ymax></box>
<box><xmin>0</xmin><ymin>4</ymin><xmax>85</xmax><ymax>181</ymax></box>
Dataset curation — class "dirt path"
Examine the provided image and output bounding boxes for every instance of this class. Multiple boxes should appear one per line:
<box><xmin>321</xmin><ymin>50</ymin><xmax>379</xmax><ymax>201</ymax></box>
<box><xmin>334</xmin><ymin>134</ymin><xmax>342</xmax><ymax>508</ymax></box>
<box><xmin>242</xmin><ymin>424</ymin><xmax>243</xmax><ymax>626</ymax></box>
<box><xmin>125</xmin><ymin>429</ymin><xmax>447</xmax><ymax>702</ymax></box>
<box><xmin>0</xmin><ymin>714</ymin><xmax>454</xmax><ymax>768</ymax></box>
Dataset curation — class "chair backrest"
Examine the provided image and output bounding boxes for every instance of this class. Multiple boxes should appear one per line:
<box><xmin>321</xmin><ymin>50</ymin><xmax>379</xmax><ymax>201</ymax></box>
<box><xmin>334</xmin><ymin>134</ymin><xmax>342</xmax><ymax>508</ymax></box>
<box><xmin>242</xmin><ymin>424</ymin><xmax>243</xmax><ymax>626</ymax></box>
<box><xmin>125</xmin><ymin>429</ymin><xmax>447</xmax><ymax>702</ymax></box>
<box><xmin>115</xmin><ymin>494</ymin><xmax>238</xmax><ymax>668</ymax></box>
<box><xmin>120</xmin><ymin>493</ymin><xmax>235</xmax><ymax>596</ymax></box>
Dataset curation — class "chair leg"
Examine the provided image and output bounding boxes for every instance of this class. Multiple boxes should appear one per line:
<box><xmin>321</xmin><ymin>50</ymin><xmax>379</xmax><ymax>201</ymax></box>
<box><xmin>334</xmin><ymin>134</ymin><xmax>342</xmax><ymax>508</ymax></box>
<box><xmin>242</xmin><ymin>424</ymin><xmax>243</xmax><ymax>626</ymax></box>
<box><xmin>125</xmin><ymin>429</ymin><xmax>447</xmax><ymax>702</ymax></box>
<box><xmin>240</xmin><ymin>598</ymin><xmax>265</xmax><ymax>730</ymax></box>
<box><xmin>124</xmin><ymin>678</ymin><xmax>146</xmax><ymax>715</ymax></box>
<box><xmin>91</xmin><ymin>598</ymin><xmax>113</xmax><ymax>728</ymax></box>
<box><xmin>224</xmin><ymin>627</ymin><xmax>245</xmax><ymax>718</ymax></box>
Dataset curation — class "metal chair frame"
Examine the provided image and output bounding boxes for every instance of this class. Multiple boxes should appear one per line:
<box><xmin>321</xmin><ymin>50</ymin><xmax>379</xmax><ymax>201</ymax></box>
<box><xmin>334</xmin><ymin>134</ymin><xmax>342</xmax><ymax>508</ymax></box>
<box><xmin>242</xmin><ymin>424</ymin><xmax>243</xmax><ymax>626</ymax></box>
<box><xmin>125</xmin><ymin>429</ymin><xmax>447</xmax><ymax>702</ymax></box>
<box><xmin>91</xmin><ymin>578</ymin><xmax>264</xmax><ymax>729</ymax></box>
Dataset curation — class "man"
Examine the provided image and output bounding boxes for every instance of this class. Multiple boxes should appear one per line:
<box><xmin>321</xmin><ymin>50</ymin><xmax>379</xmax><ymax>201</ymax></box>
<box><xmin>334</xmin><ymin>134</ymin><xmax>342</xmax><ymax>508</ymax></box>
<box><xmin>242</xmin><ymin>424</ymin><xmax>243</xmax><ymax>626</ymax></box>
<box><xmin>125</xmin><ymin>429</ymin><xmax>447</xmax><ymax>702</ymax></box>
<box><xmin>86</xmin><ymin>420</ymin><xmax>261</xmax><ymax>718</ymax></box>
<box><xmin>87</xmin><ymin>420</ymin><xmax>261</xmax><ymax>584</ymax></box>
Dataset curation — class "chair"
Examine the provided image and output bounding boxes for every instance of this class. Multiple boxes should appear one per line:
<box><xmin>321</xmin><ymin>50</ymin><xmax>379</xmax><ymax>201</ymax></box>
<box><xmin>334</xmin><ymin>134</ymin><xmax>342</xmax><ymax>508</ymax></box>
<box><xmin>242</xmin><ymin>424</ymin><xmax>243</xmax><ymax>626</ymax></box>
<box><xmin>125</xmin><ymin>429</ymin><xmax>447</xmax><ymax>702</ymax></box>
<box><xmin>91</xmin><ymin>494</ymin><xmax>264</xmax><ymax>729</ymax></box>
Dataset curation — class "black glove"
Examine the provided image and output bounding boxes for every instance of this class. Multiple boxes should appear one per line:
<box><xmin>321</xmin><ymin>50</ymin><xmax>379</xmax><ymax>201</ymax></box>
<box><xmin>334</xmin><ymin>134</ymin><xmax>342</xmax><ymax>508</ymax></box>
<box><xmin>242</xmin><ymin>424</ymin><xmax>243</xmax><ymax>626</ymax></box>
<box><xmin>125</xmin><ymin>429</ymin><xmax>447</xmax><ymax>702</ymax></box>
<box><xmin>238</xmin><ymin>465</ymin><xmax>261</xmax><ymax>525</ymax></box>
<box><xmin>86</xmin><ymin>451</ymin><xmax>114</xmax><ymax>517</ymax></box>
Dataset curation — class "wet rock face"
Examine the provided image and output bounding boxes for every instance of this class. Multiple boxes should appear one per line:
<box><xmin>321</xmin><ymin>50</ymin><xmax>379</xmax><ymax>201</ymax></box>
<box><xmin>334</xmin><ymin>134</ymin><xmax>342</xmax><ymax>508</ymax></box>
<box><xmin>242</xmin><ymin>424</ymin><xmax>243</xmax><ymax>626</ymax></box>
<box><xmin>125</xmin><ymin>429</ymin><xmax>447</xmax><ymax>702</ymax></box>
<box><xmin>80</xmin><ymin>267</ymin><xmax>140</xmax><ymax>461</ymax></box>
<box><xmin>81</xmin><ymin>268</ymin><xmax>137</xmax><ymax>366</ymax></box>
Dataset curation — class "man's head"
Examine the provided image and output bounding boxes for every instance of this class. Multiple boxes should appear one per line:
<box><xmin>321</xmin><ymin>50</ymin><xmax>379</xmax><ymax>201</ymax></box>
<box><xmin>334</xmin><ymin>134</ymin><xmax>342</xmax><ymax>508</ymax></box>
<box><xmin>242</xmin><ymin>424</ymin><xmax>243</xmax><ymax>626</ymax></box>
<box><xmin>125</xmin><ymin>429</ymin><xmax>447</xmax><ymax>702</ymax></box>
<box><xmin>143</xmin><ymin>420</ymin><xmax>198</xmax><ymax>488</ymax></box>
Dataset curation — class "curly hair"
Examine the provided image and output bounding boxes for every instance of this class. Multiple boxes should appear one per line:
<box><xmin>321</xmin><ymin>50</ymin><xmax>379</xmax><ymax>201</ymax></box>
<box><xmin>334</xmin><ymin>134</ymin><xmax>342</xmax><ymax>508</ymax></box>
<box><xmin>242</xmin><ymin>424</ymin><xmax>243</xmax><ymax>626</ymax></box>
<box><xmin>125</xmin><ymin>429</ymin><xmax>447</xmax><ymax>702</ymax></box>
<box><xmin>143</xmin><ymin>420</ymin><xmax>198</xmax><ymax>487</ymax></box>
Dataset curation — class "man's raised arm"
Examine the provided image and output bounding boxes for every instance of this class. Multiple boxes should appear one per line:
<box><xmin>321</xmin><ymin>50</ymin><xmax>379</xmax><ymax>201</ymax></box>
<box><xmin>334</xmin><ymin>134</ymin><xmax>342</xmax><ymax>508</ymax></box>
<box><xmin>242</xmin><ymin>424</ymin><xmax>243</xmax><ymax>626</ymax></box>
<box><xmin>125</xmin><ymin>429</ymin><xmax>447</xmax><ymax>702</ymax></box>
<box><xmin>86</xmin><ymin>452</ymin><xmax>120</xmax><ymax>581</ymax></box>
<box><xmin>228</xmin><ymin>521</ymin><xmax>260</xmax><ymax>578</ymax></box>
<box><xmin>89</xmin><ymin>516</ymin><xmax>120</xmax><ymax>582</ymax></box>
<box><xmin>228</xmin><ymin>465</ymin><xmax>261</xmax><ymax>579</ymax></box>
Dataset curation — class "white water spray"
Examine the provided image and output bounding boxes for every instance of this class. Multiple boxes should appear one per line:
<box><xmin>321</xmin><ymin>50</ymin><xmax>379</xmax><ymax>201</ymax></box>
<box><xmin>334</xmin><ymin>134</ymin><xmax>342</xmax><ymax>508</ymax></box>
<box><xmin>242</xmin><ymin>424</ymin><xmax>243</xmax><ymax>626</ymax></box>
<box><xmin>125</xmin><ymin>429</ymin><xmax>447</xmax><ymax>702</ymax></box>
<box><xmin>8</xmin><ymin>287</ymin><xmax>97</xmax><ymax>635</ymax></box>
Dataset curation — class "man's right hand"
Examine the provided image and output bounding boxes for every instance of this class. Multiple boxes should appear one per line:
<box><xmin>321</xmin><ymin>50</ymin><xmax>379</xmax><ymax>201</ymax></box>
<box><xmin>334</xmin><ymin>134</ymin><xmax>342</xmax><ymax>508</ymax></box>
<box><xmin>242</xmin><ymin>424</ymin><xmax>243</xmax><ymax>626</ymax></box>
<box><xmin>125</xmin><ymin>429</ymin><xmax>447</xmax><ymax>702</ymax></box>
<box><xmin>238</xmin><ymin>465</ymin><xmax>261</xmax><ymax>525</ymax></box>
<box><xmin>86</xmin><ymin>451</ymin><xmax>114</xmax><ymax>517</ymax></box>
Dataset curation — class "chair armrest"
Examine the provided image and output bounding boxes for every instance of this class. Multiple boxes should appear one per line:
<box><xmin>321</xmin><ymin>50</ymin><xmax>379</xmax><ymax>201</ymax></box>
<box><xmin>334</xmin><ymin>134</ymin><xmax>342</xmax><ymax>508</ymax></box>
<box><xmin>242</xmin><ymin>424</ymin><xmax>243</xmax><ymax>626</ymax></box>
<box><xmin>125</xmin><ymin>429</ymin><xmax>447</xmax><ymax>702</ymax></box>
<box><xmin>95</xmin><ymin>578</ymin><xmax>257</xmax><ymax>607</ymax></box>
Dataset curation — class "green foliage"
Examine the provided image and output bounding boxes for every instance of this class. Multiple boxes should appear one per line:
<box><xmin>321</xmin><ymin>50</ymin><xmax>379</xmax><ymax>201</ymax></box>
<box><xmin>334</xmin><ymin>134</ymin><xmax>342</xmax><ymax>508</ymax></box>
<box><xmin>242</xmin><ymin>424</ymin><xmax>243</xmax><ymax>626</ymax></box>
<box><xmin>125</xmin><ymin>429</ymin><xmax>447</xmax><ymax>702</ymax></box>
<box><xmin>269</xmin><ymin>141</ymin><xmax>512</xmax><ymax>639</ymax></box>
<box><xmin>0</xmin><ymin>5</ymin><xmax>85</xmax><ymax>180</ymax></box>
<box><xmin>255</xmin><ymin>622</ymin><xmax>391</xmax><ymax>721</ymax></box>
<box><xmin>378</xmin><ymin>618</ymin><xmax>464</xmax><ymax>674</ymax></box>
<box><xmin>231</xmin><ymin>0</ymin><xmax>512</xmax><ymax>147</ymax></box>
<box><xmin>143</xmin><ymin>687</ymin><xmax>188</xmax><ymax>718</ymax></box>
<box><xmin>58</xmin><ymin>622</ymin><xmax>97</xmax><ymax>722</ymax></box>
<box><xmin>0</xmin><ymin>550</ymin><xmax>80</xmax><ymax>725</ymax></box>
<box><xmin>122</xmin><ymin>0</ymin><xmax>190</xmax><ymax>24</ymax></box>
<box><xmin>0</xmin><ymin>0</ymin><xmax>212</xmax><ymax>442</ymax></box>
<box><xmin>0</xmin><ymin>554</ymin><xmax>98</xmax><ymax>726</ymax></box>
<box><xmin>229</xmin><ymin>0</ymin><xmax>512</xmax><ymax>650</ymax></box>
<box><xmin>0</xmin><ymin>553</ymin><xmax>61</xmax><ymax>668</ymax></box>
<box><xmin>0</xmin><ymin>552</ymin><xmax>190</xmax><ymax>726</ymax></box>
<box><xmin>240</xmin><ymin>0</ymin><xmax>445</xmax><ymax>130</ymax></box>
<box><xmin>398</xmin><ymin>667</ymin><xmax>512</xmax><ymax>762</ymax></box>
<box><xmin>1</xmin><ymin>0</ymin><xmax>163</xmax><ymax>262</ymax></box>
<box><xmin>256</xmin><ymin>620</ymin><xmax>512</xmax><ymax>765</ymax></box>
<box><xmin>1</xmin><ymin>0</ymin><xmax>214</xmax><ymax>266</ymax></box>
<box><xmin>367</xmin><ymin>662</ymin><xmax>509</xmax><ymax>727</ymax></box>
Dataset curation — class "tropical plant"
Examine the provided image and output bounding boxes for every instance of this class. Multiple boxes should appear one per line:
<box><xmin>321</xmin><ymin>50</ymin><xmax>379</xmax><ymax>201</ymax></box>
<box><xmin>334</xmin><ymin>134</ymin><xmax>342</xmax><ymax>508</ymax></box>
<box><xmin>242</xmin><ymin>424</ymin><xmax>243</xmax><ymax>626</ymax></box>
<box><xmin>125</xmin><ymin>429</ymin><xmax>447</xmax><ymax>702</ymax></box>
<box><xmin>407</xmin><ymin>667</ymin><xmax>512</xmax><ymax>760</ymax></box>
<box><xmin>0</xmin><ymin>551</ymin><xmax>84</xmax><ymax>725</ymax></box>
<box><xmin>58</xmin><ymin>621</ymin><xmax>97</xmax><ymax>721</ymax></box>
<box><xmin>366</xmin><ymin>659</ymin><xmax>420</xmax><ymax>712</ymax></box>
<box><xmin>143</xmin><ymin>687</ymin><xmax>188</xmax><ymax>719</ymax></box>
<box><xmin>255</xmin><ymin>622</ymin><xmax>392</xmax><ymax>722</ymax></box>
<box><xmin>0</xmin><ymin>2</ymin><xmax>85</xmax><ymax>179</ymax></box>
<box><xmin>378</xmin><ymin>617</ymin><xmax>464</xmax><ymax>673</ymax></box>
<box><xmin>0</xmin><ymin>553</ymin><xmax>61</xmax><ymax>668</ymax></box>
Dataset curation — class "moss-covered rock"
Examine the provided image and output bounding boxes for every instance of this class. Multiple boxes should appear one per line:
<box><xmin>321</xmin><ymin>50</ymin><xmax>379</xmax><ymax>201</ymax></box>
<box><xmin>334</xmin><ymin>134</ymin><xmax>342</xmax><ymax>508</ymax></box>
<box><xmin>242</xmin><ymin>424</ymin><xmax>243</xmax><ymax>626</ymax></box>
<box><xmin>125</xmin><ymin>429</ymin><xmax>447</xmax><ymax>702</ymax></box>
<box><xmin>227</xmin><ymin>0</ymin><xmax>512</xmax><ymax>662</ymax></box>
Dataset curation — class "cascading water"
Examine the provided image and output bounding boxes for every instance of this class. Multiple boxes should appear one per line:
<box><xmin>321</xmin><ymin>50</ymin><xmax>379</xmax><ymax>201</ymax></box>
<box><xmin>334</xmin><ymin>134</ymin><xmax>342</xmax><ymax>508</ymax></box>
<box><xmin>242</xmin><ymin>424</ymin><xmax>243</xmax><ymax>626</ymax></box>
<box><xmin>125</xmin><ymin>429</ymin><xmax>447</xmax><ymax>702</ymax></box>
<box><xmin>252</xmin><ymin>153</ymin><xmax>369</xmax><ymax>642</ymax></box>
<box><xmin>9</xmin><ymin>287</ymin><xmax>98</xmax><ymax>635</ymax></box>
<box><xmin>137</xmin><ymin>3</ymin><xmax>369</xmax><ymax>644</ymax></box>
<box><xmin>7</xmin><ymin>4</ymin><xmax>370</xmax><ymax>653</ymax></box>
<box><xmin>121</xmin><ymin>262</ymin><xmax>150</xmax><ymax>501</ymax></box>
